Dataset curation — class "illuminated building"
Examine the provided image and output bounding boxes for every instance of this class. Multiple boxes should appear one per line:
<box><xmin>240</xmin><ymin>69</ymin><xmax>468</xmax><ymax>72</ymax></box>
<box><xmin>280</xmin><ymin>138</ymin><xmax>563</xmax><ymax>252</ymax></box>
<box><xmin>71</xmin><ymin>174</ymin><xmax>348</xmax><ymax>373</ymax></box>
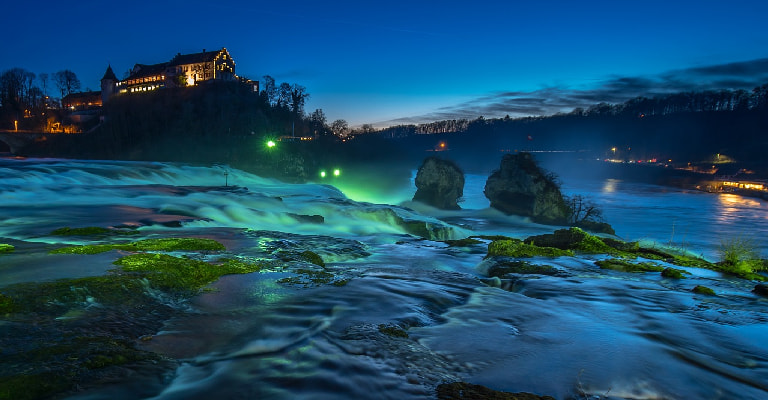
<box><xmin>101</xmin><ymin>48</ymin><xmax>243</xmax><ymax>101</ymax></box>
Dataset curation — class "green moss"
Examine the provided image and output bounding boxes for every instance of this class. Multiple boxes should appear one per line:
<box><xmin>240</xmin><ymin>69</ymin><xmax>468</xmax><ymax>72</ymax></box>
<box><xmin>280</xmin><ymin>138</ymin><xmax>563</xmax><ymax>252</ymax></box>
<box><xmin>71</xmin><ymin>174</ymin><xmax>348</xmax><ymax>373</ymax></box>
<box><xmin>299</xmin><ymin>250</ymin><xmax>325</xmax><ymax>267</ymax></box>
<box><xmin>0</xmin><ymin>293</ymin><xmax>16</xmax><ymax>314</ymax></box>
<box><xmin>0</xmin><ymin>275</ymin><xmax>150</xmax><ymax>314</ymax></box>
<box><xmin>716</xmin><ymin>260</ymin><xmax>768</xmax><ymax>281</ymax></box>
<box><xmin>0</xmin><ymin>372</ymin><xmax>72</xmax><ymax>400</ymax></box>
<box><xmin>692</xmin><ymin>285</ymin><xmax>716</xmax><ymax>295</ymax></box>
<box><xmin>0</xmin><ymin>244</ymin><xmax>14</xmax><ymax>253</ymax></box>
<box><xmin>525</xmin><ymin>227</ymin><xmax>615</xmax><ymax>254</ymax></box>
<box><xmin>50</xmin><ymin>237</ymin><xmax>226</xmax><ymax>255</ymax></box>
<box><xmin>595</xmin><ymin>259</ymin><xmax>664</xmax><ymax>273</ymax></box>
<box><xmin>487</xmin><ymin>239</ymin><xmax>573</xmax><ymax>258</ymax></box>
<box><xmin>50</xmin><ymin>226</ymin><xmax>138</xmax><ymax>236</ymax></box>
<box><xmin>378</xmin><ymin>324</ymin><xmax>409</xmax><ymax>338</ymax></box>
<box><xmin>114</xmin><ymin>253</ymin><xmax>260</xmax><ymax>292</ymax></box>
<box><xmin>661</xmin><ymin>267</ymin><xmax>688</xmax><ymax>279</ymax></box>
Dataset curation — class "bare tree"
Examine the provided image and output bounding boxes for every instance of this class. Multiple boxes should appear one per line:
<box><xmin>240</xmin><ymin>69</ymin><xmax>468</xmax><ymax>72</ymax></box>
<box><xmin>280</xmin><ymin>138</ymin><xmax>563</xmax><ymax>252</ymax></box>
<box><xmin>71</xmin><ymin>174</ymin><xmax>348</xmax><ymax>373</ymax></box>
<box><xmin>38</xmin><ymin>73</ymin><xmax>49</xmax><ymax>97</ymax></box>
<box><xmin>261</xmin><ymin>75</ymin><xmax>276</xmax><ymax>105</ymax></box>
<box><xmin>566</xmin><ymin>194</ymin><xmax>603</xmax><ymax>224</ymax></box>
<box><xmin>54</xmin><ymin>70</ymin><xmax>81</xmax><ymax>98</ymax></box>
<box><xmin>289</xmin><ymin>84</ymin><xmax>309</xmax><ymax>116</ymax></box>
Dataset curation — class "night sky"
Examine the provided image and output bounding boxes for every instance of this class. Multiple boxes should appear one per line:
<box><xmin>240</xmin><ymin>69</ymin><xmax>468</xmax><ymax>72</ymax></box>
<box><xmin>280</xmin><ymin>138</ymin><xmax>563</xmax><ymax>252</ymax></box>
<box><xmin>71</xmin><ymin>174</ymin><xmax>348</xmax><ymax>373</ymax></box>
<box><xmin>3</xmin><ymin>0</ymin><xmax>768</xmax><ymax>127</ymax></box>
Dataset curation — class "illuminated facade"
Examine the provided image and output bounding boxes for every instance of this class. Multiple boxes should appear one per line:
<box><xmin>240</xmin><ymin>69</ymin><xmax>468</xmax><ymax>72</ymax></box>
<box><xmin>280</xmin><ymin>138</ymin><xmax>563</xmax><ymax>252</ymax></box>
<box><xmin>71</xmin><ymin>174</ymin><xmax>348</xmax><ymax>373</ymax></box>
<box><xmin>61</xmin><ymin>91</ymin><xmax>102</xmax><ymax>110</ymax></box>
<box><xmin>101</xmin><ymin>48</ymin><xmax>238</xmax><ymax>100</ymax></box>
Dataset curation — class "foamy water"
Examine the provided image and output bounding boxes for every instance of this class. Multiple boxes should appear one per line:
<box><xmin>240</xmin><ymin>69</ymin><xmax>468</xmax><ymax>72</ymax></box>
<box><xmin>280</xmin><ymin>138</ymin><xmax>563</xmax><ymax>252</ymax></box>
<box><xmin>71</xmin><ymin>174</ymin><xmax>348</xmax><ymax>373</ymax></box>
<box><xmin>1</xmin><ymin>158</ymin><xmax>767</xmax><ymax>399</ymax></box>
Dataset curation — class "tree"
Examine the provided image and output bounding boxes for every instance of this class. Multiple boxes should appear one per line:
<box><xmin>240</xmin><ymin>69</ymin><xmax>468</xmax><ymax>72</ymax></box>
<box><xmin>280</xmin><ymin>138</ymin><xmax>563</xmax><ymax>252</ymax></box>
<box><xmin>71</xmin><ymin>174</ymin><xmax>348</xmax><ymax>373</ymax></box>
<box><xmin>331</xmin><ymin>119</ymin><xmax>349</xmax><ymax>137</ymax></box>
<box><xmin>277</xmin><ymin>82</ymin><xmax>291</xmax><ymax>109</ymax></box>
<box><xmin>38</xmin><ymin>73</ymin><xmax>49</xmax><ymax>97</ymax></box>
<box><xmin>289</xmin><ymin>84</ymin><xmax>309</xmax><ymax>116</ymax></box>
<box><xmin>565</xmin><ymin>194</ymin><xmax>603</xmax><ymax>225</ymax></box>
<box><xmin>308</xmin><ymin>108</ymin><xmax>327</xmax><ymax>135</ymax></box>
<box><xmin>54</xmin><ymin>70</ymin><xmax>81</xmax><ymax>98</ymax></box>
<box><xmin>261</xmin><ymin>75</ymin><xmax>276</xmax><ymax>106</ymax></box>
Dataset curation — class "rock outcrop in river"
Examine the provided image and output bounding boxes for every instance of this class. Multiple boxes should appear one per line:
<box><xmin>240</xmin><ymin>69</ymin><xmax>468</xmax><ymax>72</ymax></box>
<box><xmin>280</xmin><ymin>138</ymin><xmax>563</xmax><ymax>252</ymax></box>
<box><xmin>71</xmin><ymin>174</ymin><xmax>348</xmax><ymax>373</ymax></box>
<box><xmin>412</xmin><ymin>157</ymin><xmax>465</xmax><ymax>210</ymax></box>
<box><xmin>484</xmin><ymin>153</ymin><xmax>569</xmax><ymax>224</ymax></box>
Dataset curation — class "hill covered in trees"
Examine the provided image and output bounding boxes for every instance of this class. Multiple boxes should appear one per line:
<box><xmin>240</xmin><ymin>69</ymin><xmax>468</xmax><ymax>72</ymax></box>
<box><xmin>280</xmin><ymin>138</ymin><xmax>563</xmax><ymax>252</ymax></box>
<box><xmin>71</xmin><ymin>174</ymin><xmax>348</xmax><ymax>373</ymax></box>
<box><xmin>17</xmin><ymin>80</ymin><xmax>768</xmax><ymax>183</ymax></box>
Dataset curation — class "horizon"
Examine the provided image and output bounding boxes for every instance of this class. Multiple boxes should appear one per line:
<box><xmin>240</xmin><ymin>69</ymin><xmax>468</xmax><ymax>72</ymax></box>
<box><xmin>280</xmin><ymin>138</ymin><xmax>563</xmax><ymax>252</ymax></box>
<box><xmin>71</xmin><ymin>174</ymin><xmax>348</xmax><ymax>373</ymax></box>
<box><xmin>2</xmin><ymin>0</ymin><xmax>768</xmax><ymax>128</ymax></box>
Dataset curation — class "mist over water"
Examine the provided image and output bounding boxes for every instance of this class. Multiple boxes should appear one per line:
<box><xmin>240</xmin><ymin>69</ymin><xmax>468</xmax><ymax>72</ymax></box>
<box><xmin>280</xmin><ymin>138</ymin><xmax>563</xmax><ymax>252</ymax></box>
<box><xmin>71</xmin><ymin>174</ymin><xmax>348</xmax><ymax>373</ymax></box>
<box><xmin>1</xmin><ymin>157</ymin><xmax>767</xmax><ymax>399</ymax></box>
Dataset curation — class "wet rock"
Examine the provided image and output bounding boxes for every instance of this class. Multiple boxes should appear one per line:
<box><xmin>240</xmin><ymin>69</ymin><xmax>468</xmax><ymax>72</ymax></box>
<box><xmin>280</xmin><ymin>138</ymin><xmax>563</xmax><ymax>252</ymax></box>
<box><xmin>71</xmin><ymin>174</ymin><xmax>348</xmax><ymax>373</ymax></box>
<box><xmin>753</xmin><ymin>283</ymin><xmax>768</xmax><ymax>297</ymax></box>
<box><xmin>288</xmin><ymin>213</ymin><xmax>325</xmax><ymax>224</ymax></box>
<box><xmin>661</xmin><ymin>267</ymin><xmax>687</xmax><ymax>279</ymax></box>
<box><xmin>0</xmin><ymin>243</ymin><xmax>14</xmax><ymax>253</ymax></box>
<box><xmin>413</xmin><ymin>157</ymin><xmax>465</xmax><ymax>210</ymax></box>
<box><xmin>483</xmin><ymin>153</ymin><xmax>569</xmax><ymax>224</ymax></box>
<box><xmin>525</xmin><ymin>227</ymin><xmax>614</xmax><ymax>254</ymax></box>
<box><xmin>692</xmin><ymin>285</ymin><xmax>716</xmax><ymax>295</ymax></box>
<box><xmin>595</xmin><ymin>259</ymin><xmax>664</xmax><ymax>273</ymax></box>
<box><xmin>436</xmin><ymin>382</ymin><xmax>556</xmax><ymax>400</ymax></box>
<box><xmin>477</xmin><ymin>257</ymin><xmax>566</xmax><ymax>277</ymax></box>
<box><xmin>487</xmin><ymin>239</ymin><xmax>573</xmax><ymax>258</ymax></box>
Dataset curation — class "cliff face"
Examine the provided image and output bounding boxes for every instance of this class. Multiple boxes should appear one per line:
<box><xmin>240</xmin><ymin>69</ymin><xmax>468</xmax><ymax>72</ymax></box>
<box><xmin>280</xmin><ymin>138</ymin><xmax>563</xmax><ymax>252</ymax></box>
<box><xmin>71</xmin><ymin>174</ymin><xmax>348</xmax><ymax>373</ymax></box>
<box><xmin>484</xmin><ymin>153</ymin><xmax>569</xmax><ymax>224</ymax></box>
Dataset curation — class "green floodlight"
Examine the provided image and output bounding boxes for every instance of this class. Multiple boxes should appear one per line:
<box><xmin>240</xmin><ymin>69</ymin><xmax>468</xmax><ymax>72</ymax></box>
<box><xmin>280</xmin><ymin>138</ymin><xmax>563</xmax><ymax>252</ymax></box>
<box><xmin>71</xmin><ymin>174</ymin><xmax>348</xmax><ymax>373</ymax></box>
<box><xmin>267</xmin><ymin>140</ymin><xmax>276</xmax><ymax>148</ymax></box>
<box><xmin>320</xmin><ymin>170</ymin><xmax>327</xmax><ymax>178</ymax></box>
<box><xmin>333</xmin><ymin>168</ymin><xmax>341</xmax><ymax>177</ymax></box>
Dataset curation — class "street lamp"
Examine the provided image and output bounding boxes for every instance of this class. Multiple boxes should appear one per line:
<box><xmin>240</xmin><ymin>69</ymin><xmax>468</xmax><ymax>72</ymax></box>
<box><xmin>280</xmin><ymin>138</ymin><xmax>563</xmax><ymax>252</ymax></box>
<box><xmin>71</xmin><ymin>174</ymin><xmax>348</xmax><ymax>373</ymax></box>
<box><xmin>14</xmin><ymin>120</ymin><xmax>18</xmax><ymax>132</ymax></box>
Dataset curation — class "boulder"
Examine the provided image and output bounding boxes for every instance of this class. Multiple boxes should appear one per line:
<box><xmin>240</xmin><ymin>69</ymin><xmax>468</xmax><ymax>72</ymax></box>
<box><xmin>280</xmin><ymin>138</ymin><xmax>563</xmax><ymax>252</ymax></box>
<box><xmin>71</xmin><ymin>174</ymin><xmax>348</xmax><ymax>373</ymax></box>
<box><xmin>413</xmin><ymin>157</ymin><xmax>465</xmax><ymax>210</ymax></box>
<box><xmin>484</xmin><ymin>153</ymin><xmax>569</xmax><ymax>224</ymax></box>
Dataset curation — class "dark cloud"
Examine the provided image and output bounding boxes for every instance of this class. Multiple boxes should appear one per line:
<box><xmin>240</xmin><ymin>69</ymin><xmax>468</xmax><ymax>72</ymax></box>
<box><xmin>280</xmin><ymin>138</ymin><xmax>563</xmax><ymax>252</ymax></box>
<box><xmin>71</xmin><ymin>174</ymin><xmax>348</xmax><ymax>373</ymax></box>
<box><xmin>377</xmin><ymin>57</ymin><xmax>768</xmax><ymax>127</ymax></box>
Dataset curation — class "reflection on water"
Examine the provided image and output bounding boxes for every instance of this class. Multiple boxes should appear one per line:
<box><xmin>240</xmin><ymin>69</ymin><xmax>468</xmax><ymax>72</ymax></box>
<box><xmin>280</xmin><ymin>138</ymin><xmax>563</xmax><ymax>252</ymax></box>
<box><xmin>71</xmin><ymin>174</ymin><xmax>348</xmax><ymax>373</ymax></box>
<box><xmin>601</xmin><ymin>178</ymin><xmax>620</xmax><ymax>193</ymax></box>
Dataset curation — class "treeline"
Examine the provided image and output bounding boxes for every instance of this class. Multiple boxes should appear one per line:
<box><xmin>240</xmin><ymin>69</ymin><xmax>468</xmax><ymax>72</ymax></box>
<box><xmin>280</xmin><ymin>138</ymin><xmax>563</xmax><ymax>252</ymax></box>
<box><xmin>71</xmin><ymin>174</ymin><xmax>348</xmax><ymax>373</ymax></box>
<box><xmin>0</xmin><ymin>67</ymin><xmax>82</xmax><ymax>130</ymax></box>
<box><xmin>374</xmin><ymin>83</ymin><xmax>768</xmax><ymax>139</ymax></box>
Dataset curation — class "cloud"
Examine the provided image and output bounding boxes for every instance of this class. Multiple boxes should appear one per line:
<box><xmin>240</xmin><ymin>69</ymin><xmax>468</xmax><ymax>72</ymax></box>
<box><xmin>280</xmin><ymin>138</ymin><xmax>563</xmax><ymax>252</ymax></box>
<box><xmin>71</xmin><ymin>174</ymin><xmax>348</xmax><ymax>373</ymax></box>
<box><xmin>378</xmin><ymin>57</ymin><xmax>768</xmax><ymax>127</ymax></box>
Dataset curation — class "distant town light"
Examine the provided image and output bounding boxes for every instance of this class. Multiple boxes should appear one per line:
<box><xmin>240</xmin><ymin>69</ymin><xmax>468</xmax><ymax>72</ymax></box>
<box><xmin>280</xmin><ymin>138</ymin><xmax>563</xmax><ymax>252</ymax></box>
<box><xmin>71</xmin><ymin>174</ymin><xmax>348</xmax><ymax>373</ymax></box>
<box><xmin>333</xmin><ymin>169</ymin><xmax>341</xmax><ymax>177</ymax></box>
<box><xmin>320</xmin><ymin>170</ymin><xmax>327</xmax><ymax>178</ymax></box>
<box><xmin>267</xmin><ymin>140</ymin><xmax>276</xmax><ymax>148</ymax></box>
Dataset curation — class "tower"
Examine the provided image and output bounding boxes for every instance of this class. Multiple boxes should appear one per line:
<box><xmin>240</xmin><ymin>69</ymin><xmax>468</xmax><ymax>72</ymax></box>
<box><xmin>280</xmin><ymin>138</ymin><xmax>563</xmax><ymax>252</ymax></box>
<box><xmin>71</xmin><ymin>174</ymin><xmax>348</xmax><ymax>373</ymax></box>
<box><xmin>100</xmin><ymin>65</ymin><xmax>118</xmax><ymax>104</ymax></box>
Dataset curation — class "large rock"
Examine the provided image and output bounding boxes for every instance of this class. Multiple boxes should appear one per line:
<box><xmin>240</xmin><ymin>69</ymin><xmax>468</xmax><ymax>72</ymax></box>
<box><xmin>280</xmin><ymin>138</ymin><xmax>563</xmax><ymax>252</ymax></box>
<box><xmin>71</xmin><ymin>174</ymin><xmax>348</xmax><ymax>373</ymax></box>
<box><xmin>484</xmin><ymin>153</ymin><xmax>569</xmax><ymax>224</ymax></box>
<box><xmin>413</xmin><ymin>157</ymin><xmax>465</xmax><ymax>210</ymax></box>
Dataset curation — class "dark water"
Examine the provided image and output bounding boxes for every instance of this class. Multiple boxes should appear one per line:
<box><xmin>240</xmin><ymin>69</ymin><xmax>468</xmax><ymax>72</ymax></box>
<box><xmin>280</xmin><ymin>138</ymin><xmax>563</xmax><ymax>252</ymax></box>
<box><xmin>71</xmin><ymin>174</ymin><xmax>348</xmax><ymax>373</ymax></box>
<box><xmin>1</xmin><ymin>158</ymin><xmax>766</xmax><ymax>399</ymax></box>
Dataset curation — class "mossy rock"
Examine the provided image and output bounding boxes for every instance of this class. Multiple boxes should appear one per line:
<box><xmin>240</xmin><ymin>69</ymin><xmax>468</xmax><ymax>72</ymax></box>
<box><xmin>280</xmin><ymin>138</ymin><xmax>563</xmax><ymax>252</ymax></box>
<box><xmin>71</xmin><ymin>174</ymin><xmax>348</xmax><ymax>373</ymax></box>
<box><xmin>716</xmin><ymin>260</ymin><xmax>768</xmax><ymax>281</ymax></box>
<box><xmin>378</xmin><ymin>323</ymin><xmax>409</xmax><ymax>338</ymax></box>
<box><xmin>524</xmin><ymin>227</ymin><xmax>615</xmax><ymax>254</ymax></box>
<box><xmin>479</xmin><ymin>257</ymin><xmax>564</xmax><ymax>277</ymax></box>
<box><xmin>661</xmin><ymin>267</ymin><xmax>688</xmax><ymax>279</ymax></box>
<box><xmin>0</xmin><ymin>243</ymin><xmax>14</xmax><ymax>253</ymax></box>
<box><xmin>0</xmin><ymin>371</ymin><xmax>73</xmax><ymax>400</ymax></box>
<box><xmin>595</xmin><ymin>259</ymin><xmax>664</xmax><ymax>273</ymax></box>
<box><xmin>299</xmin><ymin>250</ymin><xmax>325</xmax><ymax>267</ymax></box>
<box><xmin>692</xmin><ymin>285</ymin><xmax>716</xmax><ymax>295</ymax></box>
<box><xmin>487</xmin><ymin>239</ymin><xmax>573</xmax><ymax>258</ymax></box>
<box><xmin>50</xmin><ymin>226</ymin><xmax>138</xmax><ymax>236</ymax></box>
<box><xmin>436</xmin><ymin>382</ymin><xmax>556</xmax><ymax>400</ymax></box>
<box><xmin>50</xmin><ymin>237</ymin><xmax>226</xmax><ymax>255</ymax></box>
<box><xmin>0</xmin><ymin>292</ymin><xmax>17</xmax><ymax>314</ymax></box>
<box><xmin>114</xmin><ymin>253</ymin><xmax>262</xmax><ymax>292</ymax></box>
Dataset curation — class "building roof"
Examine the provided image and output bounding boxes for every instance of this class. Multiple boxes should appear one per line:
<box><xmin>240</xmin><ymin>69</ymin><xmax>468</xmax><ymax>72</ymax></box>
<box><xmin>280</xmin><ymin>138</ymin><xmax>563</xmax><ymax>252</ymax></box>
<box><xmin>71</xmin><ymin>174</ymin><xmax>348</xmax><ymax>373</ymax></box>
<box><xmin>126</xmin><ymin>63</ymin><xmax>168</xmax><ymax>80</ymax></box>
<box><xmin>62</xmin><ymin>91</ymin><xmax>101</xmax><ymax>100</ymax></box>
<box><xmin>168</xmin><ymin>48</ymin><xmax>226</xmax><ymax>66</ymax></box>
<box><xmin>101</xmin><ymin>65</ymin><xmax>118</xmax><ymax>81</ymax></box>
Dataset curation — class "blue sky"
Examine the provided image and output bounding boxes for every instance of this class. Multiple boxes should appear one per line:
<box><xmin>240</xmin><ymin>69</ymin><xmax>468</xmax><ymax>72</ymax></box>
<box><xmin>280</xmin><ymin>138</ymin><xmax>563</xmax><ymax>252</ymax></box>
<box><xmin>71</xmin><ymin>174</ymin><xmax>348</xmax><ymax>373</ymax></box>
<box><xmin>2</xmin><ymin>0</ymin><xmax>768</xmax><ymax>127</ymax></box>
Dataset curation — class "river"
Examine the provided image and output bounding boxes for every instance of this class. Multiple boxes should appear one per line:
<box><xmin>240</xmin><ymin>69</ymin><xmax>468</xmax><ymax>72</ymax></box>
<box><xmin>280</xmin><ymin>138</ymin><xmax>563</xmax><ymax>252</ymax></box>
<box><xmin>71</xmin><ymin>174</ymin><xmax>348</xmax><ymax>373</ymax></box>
<box><xmin>1</xmin><ymin>157</ymin><xmax>766</xmax><ymax>399</ymax></box>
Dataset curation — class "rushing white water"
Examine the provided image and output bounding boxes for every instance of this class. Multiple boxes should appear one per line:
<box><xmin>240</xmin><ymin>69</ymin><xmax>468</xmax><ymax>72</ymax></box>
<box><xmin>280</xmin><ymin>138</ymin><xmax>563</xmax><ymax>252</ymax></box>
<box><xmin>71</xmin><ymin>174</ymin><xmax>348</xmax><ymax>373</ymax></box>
<box><xmin>1</xmin><ymin>157</ymin><xmax>767</xmax><ymax>400</ymax></box>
